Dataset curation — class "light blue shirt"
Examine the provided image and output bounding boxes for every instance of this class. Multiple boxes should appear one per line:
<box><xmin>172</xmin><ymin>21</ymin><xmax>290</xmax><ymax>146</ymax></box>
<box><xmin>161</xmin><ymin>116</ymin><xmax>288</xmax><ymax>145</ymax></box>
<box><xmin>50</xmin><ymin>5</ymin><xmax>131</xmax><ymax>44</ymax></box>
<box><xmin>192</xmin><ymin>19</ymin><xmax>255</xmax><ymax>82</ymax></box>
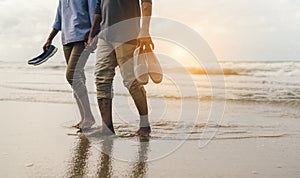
<box><xmin>53</xmin><ymin>0</ymin><xmax>97</xmax><ymax>45</ymax></box>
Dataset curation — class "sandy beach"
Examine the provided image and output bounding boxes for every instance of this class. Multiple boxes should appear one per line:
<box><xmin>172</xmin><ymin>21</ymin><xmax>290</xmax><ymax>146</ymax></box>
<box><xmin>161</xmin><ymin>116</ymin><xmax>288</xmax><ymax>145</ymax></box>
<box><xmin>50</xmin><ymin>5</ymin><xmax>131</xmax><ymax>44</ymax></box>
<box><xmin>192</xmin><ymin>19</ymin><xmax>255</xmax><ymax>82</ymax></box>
<box><xmin>1</xmin><ymin>101</ymin><xmax>300</xmax><ymax>178</ymax></box>
<box><xmin>1</xmin><ymin>61</ymin><xmax>300</xmax><ymax>177</ymax></box>
<box><xmin>2</xmin><ymin>0</ymin><xmax>300</xmax><ymax>177</ymax></box>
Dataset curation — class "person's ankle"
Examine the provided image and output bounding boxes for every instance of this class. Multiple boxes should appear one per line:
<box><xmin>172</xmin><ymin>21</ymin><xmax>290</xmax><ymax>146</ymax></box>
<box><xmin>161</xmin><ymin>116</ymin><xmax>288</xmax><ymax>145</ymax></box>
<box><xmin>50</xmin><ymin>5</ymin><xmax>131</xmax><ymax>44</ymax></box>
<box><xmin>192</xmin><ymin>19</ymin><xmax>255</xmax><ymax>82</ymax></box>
<box><xmin>140</xmin><ymin>115</ymin><xmax>150</xmax><ymax>128</ymax></box>
<box><xmin>140</xmin><ymin>126</ymin><xmax>151</xmax><ymax>130</ymax></box>
<box><xmin>85</xmin><ymin>115</ymin><xmax>95</xmax><ymax>121</ymax></box>
<box><xmin>103</xmin><ymin>124</ymin><xmax>115</xmax><ymax>134</ymax></box>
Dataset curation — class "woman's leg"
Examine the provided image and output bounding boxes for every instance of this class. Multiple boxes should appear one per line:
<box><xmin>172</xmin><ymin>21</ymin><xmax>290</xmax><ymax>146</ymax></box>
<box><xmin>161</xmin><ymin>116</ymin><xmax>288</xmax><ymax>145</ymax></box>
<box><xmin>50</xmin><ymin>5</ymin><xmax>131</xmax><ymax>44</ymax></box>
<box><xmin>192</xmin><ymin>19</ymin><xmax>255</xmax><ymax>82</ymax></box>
<box><xmin>64</xmin><ymin>42</ymin><xmax>95</xmax><ymax>128</ymax></box>
<box><xmin>63</xmin><ymin>44</ymin><xmax>85</xmax><ymax>124</ymax></box>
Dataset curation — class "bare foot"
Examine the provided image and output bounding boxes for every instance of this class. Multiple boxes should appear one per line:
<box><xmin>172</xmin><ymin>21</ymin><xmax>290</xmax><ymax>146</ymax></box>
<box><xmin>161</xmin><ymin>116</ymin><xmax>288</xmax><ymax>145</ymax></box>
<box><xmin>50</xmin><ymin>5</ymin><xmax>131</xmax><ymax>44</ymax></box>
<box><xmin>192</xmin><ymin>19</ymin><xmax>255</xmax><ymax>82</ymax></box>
<box><xmin>79</xmin><ymin>118</ymin><xmax>96</xmax><ymax>129</ymax></box>
<box><xmin>80</xmin><ymin>126</ymin><xmax>116</xmax><ymax>137</ymax></box>
<box><xmin>72</xmin><ymin>121</ymin><xmax>82</xmax><ymax>129</ymax></box>
<box><xmin>136</xmin><ymin>127</ymin><xmax>151</xmax><ymax>137</ymax></box>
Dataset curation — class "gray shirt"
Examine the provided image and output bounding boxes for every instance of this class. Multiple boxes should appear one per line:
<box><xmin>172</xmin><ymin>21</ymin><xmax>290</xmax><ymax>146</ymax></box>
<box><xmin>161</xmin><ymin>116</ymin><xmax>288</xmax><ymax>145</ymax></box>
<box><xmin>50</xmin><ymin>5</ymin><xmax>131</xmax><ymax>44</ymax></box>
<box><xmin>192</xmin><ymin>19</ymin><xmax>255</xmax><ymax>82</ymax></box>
<box><xmin>95</xmin><ymin>0</ymin><xmax>152</xmax><ymax>42</ymax></box>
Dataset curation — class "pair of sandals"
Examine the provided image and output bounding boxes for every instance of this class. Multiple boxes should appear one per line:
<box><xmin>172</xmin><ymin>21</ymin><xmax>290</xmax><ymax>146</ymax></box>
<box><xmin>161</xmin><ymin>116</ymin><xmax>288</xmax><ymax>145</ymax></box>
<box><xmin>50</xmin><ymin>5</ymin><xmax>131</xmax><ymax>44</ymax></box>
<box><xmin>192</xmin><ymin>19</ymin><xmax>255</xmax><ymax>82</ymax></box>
<box><xmin>133</xmin><ymin>47</ymin><xmax>163</xmax><ymax>85</ymax></box>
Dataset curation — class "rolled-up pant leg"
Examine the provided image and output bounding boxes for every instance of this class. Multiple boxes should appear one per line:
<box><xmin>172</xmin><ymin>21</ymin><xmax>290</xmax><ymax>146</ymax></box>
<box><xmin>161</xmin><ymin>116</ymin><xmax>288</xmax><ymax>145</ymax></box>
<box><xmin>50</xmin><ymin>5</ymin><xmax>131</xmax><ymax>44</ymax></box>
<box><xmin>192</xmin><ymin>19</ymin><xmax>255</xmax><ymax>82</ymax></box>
<box><xmin>95</xmin><ymin>39</ymin><xmax>118</xmax><ymax>99</ymax></box>
<box><xmin>115</xmin><ymin>42</ymin><xmax>148</xmax><ymax>115</ymax></box>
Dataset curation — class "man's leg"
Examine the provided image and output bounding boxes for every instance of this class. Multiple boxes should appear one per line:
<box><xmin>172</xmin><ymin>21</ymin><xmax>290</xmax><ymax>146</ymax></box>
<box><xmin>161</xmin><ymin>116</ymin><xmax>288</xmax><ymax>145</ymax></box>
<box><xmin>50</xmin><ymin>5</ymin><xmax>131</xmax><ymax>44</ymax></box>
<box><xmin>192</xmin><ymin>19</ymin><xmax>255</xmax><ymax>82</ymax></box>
<box><xmin>64</xmin><ymin>42</ymin><xmax>95</xmax><ymax>128</ymax></box>
<box><xmin>95</xmin><ymin>39</ymin><xmax>118</xmax><ymax>134</ymax></box>
<box><xmin>98</xmin><ymin>98</ymin><xmax>114</xmax><ymax>134</ymax></box>
<box><xmin>115</xmin><ymin>42</ymin><xmax>151</xmax><ymax>136</ymax></box>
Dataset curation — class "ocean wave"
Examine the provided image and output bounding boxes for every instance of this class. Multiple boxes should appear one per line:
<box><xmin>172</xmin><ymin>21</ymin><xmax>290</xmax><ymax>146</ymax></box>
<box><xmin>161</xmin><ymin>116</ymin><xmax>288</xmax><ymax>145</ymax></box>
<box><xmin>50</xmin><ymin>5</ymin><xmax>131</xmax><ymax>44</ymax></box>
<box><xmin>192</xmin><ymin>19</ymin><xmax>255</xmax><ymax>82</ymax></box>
<box><xmin>186</xmin><ymin>67</ymin><xmax>239</xmax><ymax>75</ymax></box>
<box><xmin>1</xmin><ymin>60</ymin><xmax>299</xmax><ymax>105</ymax></box>
<box><xmin>1</xmin><ymin>61</ymin><xmax>299</xmax><ymax>76</ymax></box>
<box><xmin>182</xmin><ymin>61</ymin><xmax>300</xmax><ymax>76</ymax></box>
<box><xmin>1</xmin><ymin>82</ymin><xmax>300</xmax><ymax>106</ymax></box>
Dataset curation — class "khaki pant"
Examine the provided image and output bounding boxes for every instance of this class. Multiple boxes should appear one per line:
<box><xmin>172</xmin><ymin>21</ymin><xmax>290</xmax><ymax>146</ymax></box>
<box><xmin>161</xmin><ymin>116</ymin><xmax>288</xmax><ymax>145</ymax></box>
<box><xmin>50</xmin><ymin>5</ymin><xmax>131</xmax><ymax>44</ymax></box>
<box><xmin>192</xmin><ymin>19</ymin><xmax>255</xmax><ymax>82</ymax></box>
<box><xmin>95</xmin><ymin>38</ymin><xmax>146</xmax><ymax>101</ymax></box>
<box><xmin>63</xmin><ymin>41</ymin><xmax>89</xmax><ymax>98</ymax></box>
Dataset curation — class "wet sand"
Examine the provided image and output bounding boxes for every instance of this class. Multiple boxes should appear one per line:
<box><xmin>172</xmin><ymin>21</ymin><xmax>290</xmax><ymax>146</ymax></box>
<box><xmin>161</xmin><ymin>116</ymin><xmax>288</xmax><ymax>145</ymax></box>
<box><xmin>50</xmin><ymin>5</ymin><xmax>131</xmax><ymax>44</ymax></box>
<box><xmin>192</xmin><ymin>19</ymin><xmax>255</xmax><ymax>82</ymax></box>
<box><xmin>1</xmin><ymin>100</ymin><xmax>300</xmax><ymax>178</ymax></box>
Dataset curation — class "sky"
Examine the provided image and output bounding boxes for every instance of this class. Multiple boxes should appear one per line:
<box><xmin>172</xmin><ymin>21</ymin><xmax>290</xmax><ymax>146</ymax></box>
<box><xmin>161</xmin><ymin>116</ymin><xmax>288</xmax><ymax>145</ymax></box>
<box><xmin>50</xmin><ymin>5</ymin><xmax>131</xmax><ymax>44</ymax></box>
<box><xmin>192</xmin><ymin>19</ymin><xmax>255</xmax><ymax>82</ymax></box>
<box><xmin>0</xmin><ymin>0</ymin><xmax>300</xmax><ymax>61</ymax></box>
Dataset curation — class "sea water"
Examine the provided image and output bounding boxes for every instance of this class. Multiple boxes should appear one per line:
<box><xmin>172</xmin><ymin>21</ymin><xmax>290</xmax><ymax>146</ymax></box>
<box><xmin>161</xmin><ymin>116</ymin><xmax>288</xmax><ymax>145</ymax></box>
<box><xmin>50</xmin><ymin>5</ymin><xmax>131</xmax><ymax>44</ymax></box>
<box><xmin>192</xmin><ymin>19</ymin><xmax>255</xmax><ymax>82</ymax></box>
<box><xmin>0</xmin><ymin>60</ymin><xmax>299</xmax><ymax>141</ymax></box>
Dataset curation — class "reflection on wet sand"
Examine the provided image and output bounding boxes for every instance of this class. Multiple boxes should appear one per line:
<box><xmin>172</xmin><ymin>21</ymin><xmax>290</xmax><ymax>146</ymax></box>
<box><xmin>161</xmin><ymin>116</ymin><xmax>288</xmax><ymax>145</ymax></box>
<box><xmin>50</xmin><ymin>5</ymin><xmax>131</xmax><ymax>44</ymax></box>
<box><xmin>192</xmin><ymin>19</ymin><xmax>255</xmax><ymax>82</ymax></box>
<box><xmin>67</xmin><ymin>137</ymin><xmax>91</xmax><ymax>177</ymax></box>
<box><xmin>130</xmin><ymin>137</ymin><xmax>150</xmax><ymax>178</ymax></box>
<box><xmin>66</xmin><ymin>137</ymin><xmax>150</xmax><ymax>178</ymax></box>
<box><xmin>97</xmin><ymin>138</ymin><xmax>114</xmax><ymax>178</ymax></box>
